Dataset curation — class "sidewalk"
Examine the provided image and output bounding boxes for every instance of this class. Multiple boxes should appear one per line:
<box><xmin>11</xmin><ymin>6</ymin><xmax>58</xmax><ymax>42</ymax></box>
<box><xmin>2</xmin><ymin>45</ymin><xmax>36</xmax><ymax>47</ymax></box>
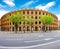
<box><xmin>0</xmin><ymin>30</ymin><xmax>60</xmax><ymax>34</ymax></box>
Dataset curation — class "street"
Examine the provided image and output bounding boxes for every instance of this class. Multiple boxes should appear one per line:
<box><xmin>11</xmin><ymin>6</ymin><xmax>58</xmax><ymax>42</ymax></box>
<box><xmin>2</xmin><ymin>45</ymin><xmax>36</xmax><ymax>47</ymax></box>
<box><xmin>0</xmin><ymin>31</ymin><xmax>60</xmax><ymax>49</ymax></box>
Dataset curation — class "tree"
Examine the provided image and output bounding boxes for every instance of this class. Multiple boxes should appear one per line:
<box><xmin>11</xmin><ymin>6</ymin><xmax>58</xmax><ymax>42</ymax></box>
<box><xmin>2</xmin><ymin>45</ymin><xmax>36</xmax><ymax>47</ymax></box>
<box><xmin>8</xmin><ymin>12</ymin><xmax>23</xmax><ymax>33</ymax></box>
<box><xmin>40</xmin><ymin>14</ymin><xmax>54</xmax><ymax>32</ymax></box>
<box><xmin>27</xmin><ymin>17</ymin><xmax>34</xmax><ymax>32</ymax></box>
<box><xmin>22</xmin><ymin>16</ymin><xmax>29</xmax><ymax>33</ymax></box>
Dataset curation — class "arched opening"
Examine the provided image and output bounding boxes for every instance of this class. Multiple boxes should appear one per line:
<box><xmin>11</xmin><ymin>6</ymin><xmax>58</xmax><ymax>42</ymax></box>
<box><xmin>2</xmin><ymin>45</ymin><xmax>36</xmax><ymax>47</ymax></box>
<box><xmin>38</xmin><ymin>26</ymin><xmax>41</xmax><ymax>31</ymax></box>
<box><xmin>27</xmin><ymin>26</ymin><xmax>30</xmax><ymax>31</ymax></box>
<box><xmin>35</xmin><ymin>26</ymin><xmax>38</xmax><ymax>31</ymax></box>
<box><xmin>42</xmin><ymin>26</ymin><xmax>48</xmax><ymax>31</ymax></box>
<box><xmin>19</xmin><ymin>27</ymin><xmax>21</xmax><ymax>31</ymax></box>
<box><xmin>12</xmin><ymin>27</ymin><xmax>14</xmax><ymax>31</ymax></box>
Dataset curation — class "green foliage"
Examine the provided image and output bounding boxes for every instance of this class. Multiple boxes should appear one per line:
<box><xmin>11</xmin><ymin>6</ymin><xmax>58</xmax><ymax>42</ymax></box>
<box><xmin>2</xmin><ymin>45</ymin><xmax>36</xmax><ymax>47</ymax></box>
<box><xmin>22</xmin><ymin>16</ymin><xmax>28</xmax><ymax>23</ymax></box>
<box><xmin>9</xmin><ymin>12</ymin><xmax>23</xmax><ymax>23</ymax></box>
<box><xmin>8</xmin><ymin>12</ymin><xmax>24</xmax><ymax>33</ymax></box>
<box><xmin>28</xmin><ymin>16</ymin><xmax>34</xmax><ymax>25</ymax></box>
<box><xmin>22</xmin><ymin>16</ymin><xmax>34</xmax><ymax>25</ymax></box>
<box><xmin>40</xmin><ymin>14</ymin><xmax>54</xmax><ymax>25</ymax></box>
<box><xmin>26</xmin><ymin>16</ymin><xmax>34</xmax><ymax>32</ymax></box>
<box><xmin>40</xmin><ymin>14</ymin><xmax>54</xmax><ymax>32</ymax></box>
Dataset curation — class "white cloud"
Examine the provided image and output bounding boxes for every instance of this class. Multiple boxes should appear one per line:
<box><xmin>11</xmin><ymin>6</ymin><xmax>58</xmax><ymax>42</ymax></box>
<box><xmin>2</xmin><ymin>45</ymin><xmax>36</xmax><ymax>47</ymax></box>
<box><xmin>56</xmin><ymin>14</ymin><xmax>60</xmax><ymax>20</ymax></box>
<box><xmin>3</xmin><ymin>0</ymin><xmax>15</xmax><ymax>7</ymax></box>
<box><xmin>0</xmin><ymin>9</ymin><xmax>9</xmax><ymax>18</ymax></box>
<box><xmin>21</xmin><ymin>1</ymin><xmax>33</xmax><ymax>8</ymax></box>
<box><xmin>35</xmin><ymin>1</ymin><xmax>55</xmax><ymax>10</ymax></box>
<box><xmin>21</xmin><ymin>0</ymin><xmax>38</xmax><ymax>8</ymax></box>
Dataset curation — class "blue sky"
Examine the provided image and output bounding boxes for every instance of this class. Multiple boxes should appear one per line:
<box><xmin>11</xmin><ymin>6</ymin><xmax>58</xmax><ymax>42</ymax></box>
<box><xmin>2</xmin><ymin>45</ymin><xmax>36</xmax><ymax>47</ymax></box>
<box><xmin>0</xmin><ymin>0</ymin><xmax>60</xmax><ymax>20</ymax></box>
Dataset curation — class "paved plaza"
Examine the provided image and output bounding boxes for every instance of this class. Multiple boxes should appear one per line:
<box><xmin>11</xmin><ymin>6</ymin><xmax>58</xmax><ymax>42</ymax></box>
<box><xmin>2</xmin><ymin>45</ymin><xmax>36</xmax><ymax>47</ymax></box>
<box><xmin>0</xmin><ymin>31</ymin><xmax>60</xmax><ymax>49</ymax></box>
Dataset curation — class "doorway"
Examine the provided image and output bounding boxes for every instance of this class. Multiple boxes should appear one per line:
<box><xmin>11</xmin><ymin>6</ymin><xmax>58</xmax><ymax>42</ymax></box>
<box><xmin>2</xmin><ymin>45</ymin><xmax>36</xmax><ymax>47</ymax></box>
<box><xmin>35</xmin><ymin>26</ymin><xmax>38</xmax><ymax>31</ymax></box>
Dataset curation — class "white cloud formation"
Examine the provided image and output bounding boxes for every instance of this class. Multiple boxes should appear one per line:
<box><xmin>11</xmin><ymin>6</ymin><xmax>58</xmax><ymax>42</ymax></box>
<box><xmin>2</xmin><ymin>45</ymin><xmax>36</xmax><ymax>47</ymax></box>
<box><xmin>21</xmin><ymin>1</ymin><xmax>33</xmax><ymax>8</ymax></box>
<box><xmin>3</xmin><ymin>0</ymin><xmax>15</xmax><ymax>7</ymax></box>
<box><xmin>0</xmin><ymin>9</ymin><xmax>9</xmax><ymax>18</ymax></box>
<box><xmin>35</xmin><ymin>1</ymin><xmax>55</xmax><ymax>10</ymax></box>
<box><xmin>0</xmin><ymin>4</ymin><xmax>9</xmax><ymax>18</ymax></box>
<box><xmin>21</xmin><ymin>0</ymin><xmax>38</xmax><ymax>8</ymax></box>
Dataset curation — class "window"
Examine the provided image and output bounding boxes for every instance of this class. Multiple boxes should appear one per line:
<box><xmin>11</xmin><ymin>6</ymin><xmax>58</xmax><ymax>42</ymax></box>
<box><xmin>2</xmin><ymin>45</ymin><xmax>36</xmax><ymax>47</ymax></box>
<box><xmin>23</xmin><ymin>11</ymin><xmax>25</xmax><ymax>14</ymax></box>
<box><xmin>23</xmin><ymin>22</ymin><xmax>25</xmax><ymax>24</ymax></box>
<box><xmin>39</xmin><ymin>21</ymin><xmax>41</xmax><ymax>24</ymax></box>
<box><xmin>31</xmin><ymin>11</ymin><xmax>33</xmax><ymax>14</ymax></box>
<box><xmin>27</xmin><ymin>11</ymin><xmax>29</xmax><ymax>14</ymax></box>
<box><xmin>35</xmin><ymin>21</ymin><xmax>37</xmax><ymax>24</ymax></box>
<box><xmin>20</xmin><ymin>22</ymin><xmax>21</xmax><ymax>24</ymax></box>
<box><xmin>13</xmin><ymin>22</ymin><xmax>14</xmax><ymax>25</ymax></box>
<box><xmin>19</xmin><ymin>27</ymin><xmax>21</xmax><ymax>31</ymax></box>
<box><xmin>46</xmin><ymin>13</ymin><xmax>47</xmax><ymax>15</ymax></box>
<box><xmin>39</xmin><ymin>12</ymin><xmax>41</xmax><ymax>14</ymax></box>
<box><xmin>35</xmin><ymin>16</ymin><xmax>37</xmax><ymax>19</ymax></box>
<box><xmin>31</xmin><ymin>16</ymin><xmax>33</xmax><ymax>19</ymax></box>
<box><xmin>35</xmin><ymin>11</ymin><xmax>37</xmax><ymax>14</ymax></box>
<box><xmin>43</xmin><ymin>12</ymin><xmax>44</xmax><ymax>15</ymax></box>
<box><xmin>10</xmin><ymin>23</ymin><xmax>11</xmax><ymax>25</ymax></box>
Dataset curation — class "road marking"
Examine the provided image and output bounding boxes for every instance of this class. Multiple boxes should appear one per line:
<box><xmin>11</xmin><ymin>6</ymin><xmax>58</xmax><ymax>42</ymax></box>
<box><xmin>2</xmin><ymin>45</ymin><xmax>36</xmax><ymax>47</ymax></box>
<box><xmin>0</xmin><ymin>40</ymin><xmax>60</xmax><ymax>49</ymax></box>
<box><xmin>24</xmin><ymin>39</ymin><xmax>43</xmax><ymax>43</ymax></box>
<box><xmin>44</xmin><ymin>38</ymin><xmax>53</xmax><ymax>40</ymax></box>
<box><xmin>24</xmin><ymin>38</ymin><xmax>53</xmax><ymax>43</ymax></box>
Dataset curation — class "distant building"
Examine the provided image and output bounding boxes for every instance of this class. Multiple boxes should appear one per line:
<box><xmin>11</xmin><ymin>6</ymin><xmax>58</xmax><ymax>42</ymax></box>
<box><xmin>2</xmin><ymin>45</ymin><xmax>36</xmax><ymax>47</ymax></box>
<box><xmin>58</xmin><ymin>20</ymin><xmax>60</xmax><ymax>29</ymax></box>
<box><xmin>1</xmin><ymin>9</ymin><xmax>58</xmax><ymax>32</ymax></box>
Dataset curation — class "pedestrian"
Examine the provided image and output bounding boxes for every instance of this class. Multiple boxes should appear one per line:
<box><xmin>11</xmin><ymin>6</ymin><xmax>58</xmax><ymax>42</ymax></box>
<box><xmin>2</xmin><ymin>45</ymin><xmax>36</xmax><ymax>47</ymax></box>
<box><xmin>32</xmin><ymin>27</ymin><xmax>34</xmax><ymax>32</ymax></box>
<box><xmin>39</xmin><ymin>27</ymin><xmax>41</xmax><ymax>31</ymax></box>
<box><xmin>49</xmin><ymin>27</ymin><xmax>51</xmax><ymax>32</ymax></box>
<box><xmin>24</xmin><ymin>27</ymin><xmax>25</xmax><ymax>33</ymax></box>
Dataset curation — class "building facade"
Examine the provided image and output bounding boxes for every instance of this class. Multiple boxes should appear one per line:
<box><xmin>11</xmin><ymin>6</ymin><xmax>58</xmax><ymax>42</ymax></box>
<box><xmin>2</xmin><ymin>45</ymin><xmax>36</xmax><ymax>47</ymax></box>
<box><xmin>58</xmin><ymin>20</ymin><xmax>60</xmax><ymax>29</ymax></box>
<box><xmin>0</xmin><ymin>19</ymin><xmax>1</xmax><ymax>31</ymax></box>
<box><xmin>1</xmin><ymin>9</ymin><xmax>58</xmax><ymax>32</ymax></box>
